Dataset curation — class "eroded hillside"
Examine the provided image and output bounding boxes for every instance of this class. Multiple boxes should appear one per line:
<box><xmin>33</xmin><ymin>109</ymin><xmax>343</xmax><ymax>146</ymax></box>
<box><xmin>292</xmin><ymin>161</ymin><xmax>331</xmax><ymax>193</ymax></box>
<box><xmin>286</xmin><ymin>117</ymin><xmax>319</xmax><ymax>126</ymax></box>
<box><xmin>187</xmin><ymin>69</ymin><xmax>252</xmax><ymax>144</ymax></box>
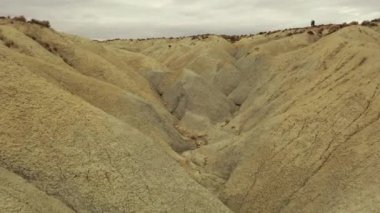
<box><xmin>1</xmin><ymin>17</ymin><xmax>380</xmax><ymax>212</ymax></box>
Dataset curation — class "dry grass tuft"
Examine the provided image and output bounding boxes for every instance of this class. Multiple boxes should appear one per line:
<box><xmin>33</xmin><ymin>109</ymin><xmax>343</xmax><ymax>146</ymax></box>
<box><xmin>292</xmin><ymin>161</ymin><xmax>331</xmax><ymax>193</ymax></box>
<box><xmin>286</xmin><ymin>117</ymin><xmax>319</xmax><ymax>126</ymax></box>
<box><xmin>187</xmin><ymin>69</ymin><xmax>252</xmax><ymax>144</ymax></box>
<box><xmin>361</xmin><ymin>20</ymin><xmax>377</xmax><ymax>27</ymax></box>
<box><xmin>28</xmin><ymin>19</ymin><xmax>50</xmax><ymax>28</ymax></box>
<box><xmin>349</xmin><ymin>21</ymin><xmax>359</xmax><ymax>25</ymax></box>
<box><xmin>12</xmin><ymin>16</ymin><xmax>26</xmax><ymax>22</ymax></box>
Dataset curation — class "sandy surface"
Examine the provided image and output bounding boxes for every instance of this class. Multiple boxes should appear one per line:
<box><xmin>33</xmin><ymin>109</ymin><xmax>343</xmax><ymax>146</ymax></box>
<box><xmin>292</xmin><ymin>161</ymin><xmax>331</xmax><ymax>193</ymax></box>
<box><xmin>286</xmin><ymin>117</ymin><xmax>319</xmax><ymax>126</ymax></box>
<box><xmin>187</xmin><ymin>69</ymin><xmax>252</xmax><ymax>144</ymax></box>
<box><xmin>1</xmin><ymin>18</ymin><xmax>380</xmax><ymax>212</ymax></box>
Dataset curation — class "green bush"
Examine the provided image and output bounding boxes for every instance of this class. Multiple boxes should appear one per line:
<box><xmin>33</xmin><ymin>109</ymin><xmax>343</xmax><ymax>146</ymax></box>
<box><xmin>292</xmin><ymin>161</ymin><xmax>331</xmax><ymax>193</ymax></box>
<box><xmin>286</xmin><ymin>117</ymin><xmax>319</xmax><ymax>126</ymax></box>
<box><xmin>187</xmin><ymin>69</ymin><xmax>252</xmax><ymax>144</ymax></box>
<box><xmin>29</xmin><ymin>19</ymin><xmax>50</xmax><ymax>28</ymax></box>
<box><xmin>13</xmin><ymin>16</ymin><xmax>27</xmax><ymax>22</ymax></box>
<box><xmin>361</xmin><ymin>20</ymin><xmax>377</xmax><ymax>27</ymax></box>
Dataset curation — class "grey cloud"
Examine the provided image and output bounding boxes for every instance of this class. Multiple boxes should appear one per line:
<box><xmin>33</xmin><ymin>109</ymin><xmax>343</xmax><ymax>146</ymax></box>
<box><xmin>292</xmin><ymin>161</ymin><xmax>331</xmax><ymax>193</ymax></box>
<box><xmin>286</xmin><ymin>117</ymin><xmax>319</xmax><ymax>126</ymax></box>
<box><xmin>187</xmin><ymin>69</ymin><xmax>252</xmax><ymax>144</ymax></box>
<box><xmin>1</xmin><ymin>0</ymin><xmax>380</xmax><ymax>39</ymax></box>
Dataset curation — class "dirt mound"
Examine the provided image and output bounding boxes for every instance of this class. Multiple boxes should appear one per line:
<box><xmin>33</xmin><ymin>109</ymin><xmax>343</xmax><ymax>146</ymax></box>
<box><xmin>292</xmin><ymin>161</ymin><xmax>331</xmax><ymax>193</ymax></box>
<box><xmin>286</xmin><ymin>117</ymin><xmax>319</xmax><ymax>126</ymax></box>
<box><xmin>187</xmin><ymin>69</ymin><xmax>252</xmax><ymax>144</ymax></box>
<box><xmin>0</xmin><ymin>167</ymin><xmax>73</xmax><ymax>213</ymax></box>
<box><xmin>0</xmin><ymin>19</ymin><xmax>230</xmax><ymax>212</ymax></box>
<box><xmin>1</xmin><ymin>17</ymin><xmax>380</xmax><ymax>212</ymax></box>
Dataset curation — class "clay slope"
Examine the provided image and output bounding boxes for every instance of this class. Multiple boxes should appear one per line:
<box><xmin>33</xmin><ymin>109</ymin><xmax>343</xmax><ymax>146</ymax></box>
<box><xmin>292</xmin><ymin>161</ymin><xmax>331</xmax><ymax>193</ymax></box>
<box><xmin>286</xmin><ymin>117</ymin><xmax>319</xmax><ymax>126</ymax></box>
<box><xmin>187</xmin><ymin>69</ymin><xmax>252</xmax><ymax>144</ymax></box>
<box><xmin>0</xmin><ymin>19</ymin><xmax>231</xmax><ymax>212</ymax></box>
<box><xmin>1</xmin><ymin>17</ymin><xmax>380</xmax><ymax>213</ymax></box>
<box><xmin>108</xmin><ymin>23</ymin><xmax>380</xmax><ymax>212</ymax></box>
<box><xmin>220</xmin><ymin>26</ymin><xmax>380</xmax><ymax>212</ymax></box>
<box><xmin>0</xmin><ymin>167</ymin><xmax>73</xmax><ymax>213</ymax></box>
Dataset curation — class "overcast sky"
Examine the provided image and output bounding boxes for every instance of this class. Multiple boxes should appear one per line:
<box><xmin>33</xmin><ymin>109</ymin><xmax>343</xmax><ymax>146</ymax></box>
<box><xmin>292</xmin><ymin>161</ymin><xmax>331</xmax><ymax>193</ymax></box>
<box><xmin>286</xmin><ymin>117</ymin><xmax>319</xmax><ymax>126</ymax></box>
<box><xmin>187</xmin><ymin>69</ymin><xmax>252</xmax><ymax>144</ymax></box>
<box><xmin>1</xmin><ymin>0</ymin><xmax>380</xmax><ymax>39</ymax></box>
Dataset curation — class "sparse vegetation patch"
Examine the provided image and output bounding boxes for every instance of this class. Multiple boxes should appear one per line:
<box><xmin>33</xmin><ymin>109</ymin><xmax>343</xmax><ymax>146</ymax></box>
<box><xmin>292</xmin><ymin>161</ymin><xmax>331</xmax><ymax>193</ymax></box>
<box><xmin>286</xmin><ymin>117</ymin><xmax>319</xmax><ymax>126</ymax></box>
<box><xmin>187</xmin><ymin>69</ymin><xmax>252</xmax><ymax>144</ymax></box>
<box><xmin>28</xmin><ymin>19</ymin><xmax>51</xmax><ymax>28</ymax></box>
<box><xmin>12</xmin><ymin>16</ymin><xmax>26</xmax><ymax>22</ymax></box>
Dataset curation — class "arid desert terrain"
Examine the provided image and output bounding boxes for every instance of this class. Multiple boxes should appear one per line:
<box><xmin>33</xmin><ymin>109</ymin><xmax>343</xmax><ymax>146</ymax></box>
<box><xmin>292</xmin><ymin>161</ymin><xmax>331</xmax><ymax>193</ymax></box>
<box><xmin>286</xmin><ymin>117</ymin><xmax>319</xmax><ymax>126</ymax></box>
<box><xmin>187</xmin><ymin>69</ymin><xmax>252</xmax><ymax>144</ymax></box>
<box><xmin>1</xmin><ymin>17</ymin><xmax>380</xmax><ymax>212</ymax></box>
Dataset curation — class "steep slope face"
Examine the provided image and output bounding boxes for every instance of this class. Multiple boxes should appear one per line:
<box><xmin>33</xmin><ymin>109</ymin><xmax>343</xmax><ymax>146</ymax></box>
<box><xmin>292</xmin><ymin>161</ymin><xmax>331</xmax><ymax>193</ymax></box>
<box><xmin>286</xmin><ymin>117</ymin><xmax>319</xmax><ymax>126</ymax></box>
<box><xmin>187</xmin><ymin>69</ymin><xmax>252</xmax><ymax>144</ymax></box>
<box><xmin>110</xmin><ymin>24</ymin><xmax>380</xmax><ymax>212</ymax></box>
<box><xmin>2</xmin><ymin>17</ymin><xmax>380</xmax><ymax>213</ymax></box>
<box><xmin>0</xmin><ymin>20</ymin><xmax>194</xmax><ymax>152</ymax></box>
<box><xmin>108</xmin><ymin>36</ymin><xmax>240</xmax><ymax>128</ymax></box>
<box><xmin>219</xmin><ymin>26</ymin><xmax>380</xmax><ymax>212</ymax></box>
<box><xmin>0</xmin><ymin>20</ymin><xmax>231</xmax><ymax>212</ymax></box>
<box><xmin>0</xmin><ymin>168</ymin><xmax>74</xmax><ymax>213</ymax></box>
<box><xmin>162</xmin><ymin>69</ymin><xmax>236</xmax><ymax>124</ymax></box>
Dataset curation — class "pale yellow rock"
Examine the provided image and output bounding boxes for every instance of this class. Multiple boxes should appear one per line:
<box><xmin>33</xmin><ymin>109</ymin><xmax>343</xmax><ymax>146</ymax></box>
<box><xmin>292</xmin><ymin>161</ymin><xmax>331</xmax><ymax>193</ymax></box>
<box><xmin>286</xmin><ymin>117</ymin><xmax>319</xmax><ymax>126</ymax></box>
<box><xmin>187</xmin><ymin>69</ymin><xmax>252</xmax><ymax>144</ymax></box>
<box><xmin>0</xmin><ymin>167</ymin><xmax>74</xmax><ymax>213</ymax></box>
<box><xmin>1</xmin><ymin>17</ymin><xmax>380</xmax><ymax>213</ymax></box>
